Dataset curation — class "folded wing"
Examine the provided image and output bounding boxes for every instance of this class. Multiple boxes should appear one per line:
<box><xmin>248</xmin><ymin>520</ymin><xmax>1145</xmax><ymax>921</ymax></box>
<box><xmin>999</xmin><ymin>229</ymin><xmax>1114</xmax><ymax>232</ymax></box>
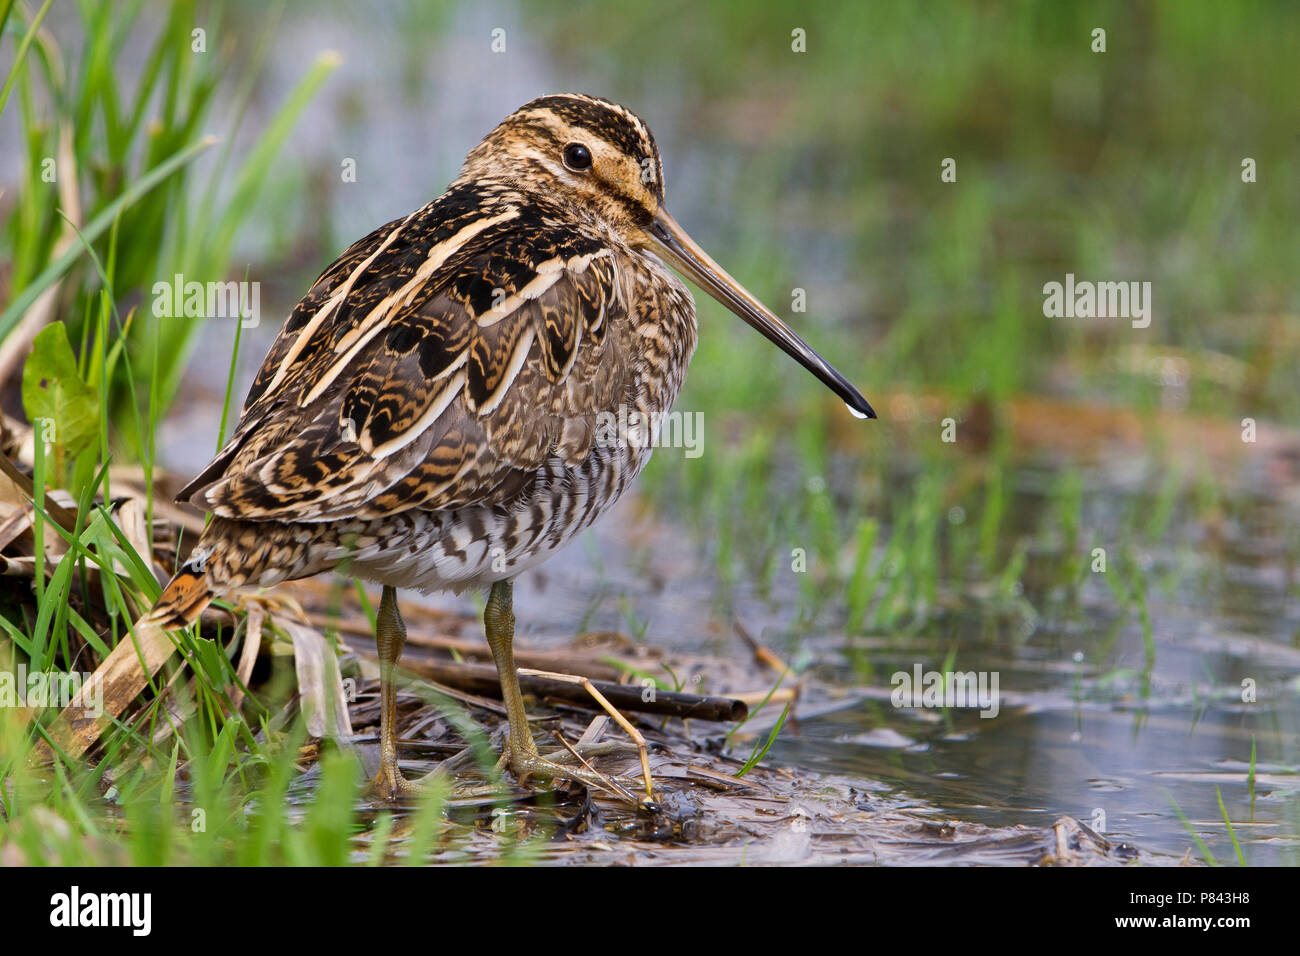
<box><xmin>180</xmin><ymin>185</ymin><xmax>635</xmax><ymax>522</ymax></box>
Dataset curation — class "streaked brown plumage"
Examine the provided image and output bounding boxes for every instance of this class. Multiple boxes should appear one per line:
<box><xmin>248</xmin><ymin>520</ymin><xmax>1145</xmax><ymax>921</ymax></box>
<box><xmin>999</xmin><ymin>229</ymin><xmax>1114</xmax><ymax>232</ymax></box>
<box><xmin>150</xmin><ymin>93</ymin><xmax>874</xmax><ymax>800</ymax></box>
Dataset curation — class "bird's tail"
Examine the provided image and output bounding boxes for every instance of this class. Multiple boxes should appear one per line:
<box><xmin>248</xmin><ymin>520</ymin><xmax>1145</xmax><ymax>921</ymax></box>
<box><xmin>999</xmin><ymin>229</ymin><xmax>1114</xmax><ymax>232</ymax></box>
<box><xmin>147</xmin><ymin>560</ymin><xmax>215</xmax><ymax>628</ymax></box>
<box><xmin>37</xmin><ymin>557</ymin><xmax>216</xmax><ymax>761</ymax></box>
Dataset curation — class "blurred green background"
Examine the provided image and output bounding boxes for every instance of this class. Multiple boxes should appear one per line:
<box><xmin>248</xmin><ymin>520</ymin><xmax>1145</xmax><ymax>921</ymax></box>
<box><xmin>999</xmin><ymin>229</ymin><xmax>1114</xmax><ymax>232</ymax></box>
<box><xmin>2</xmin><ymin>0</ymin><xmax>1297</xmax><ymax>864</ymax></box>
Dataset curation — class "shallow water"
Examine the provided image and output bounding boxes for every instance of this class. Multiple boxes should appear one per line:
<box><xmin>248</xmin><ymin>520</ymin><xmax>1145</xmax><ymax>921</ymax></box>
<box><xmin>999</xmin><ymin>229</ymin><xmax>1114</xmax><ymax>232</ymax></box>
<box><xmin>375</xmin><ymin>446</ymin><xmax>1287</xmax><ymax>866</ymax></box>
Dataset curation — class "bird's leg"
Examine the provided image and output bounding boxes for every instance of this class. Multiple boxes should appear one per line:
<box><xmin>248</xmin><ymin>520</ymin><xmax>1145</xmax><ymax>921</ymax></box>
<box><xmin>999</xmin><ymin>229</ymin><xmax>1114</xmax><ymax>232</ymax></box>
<box><xmin>370</xmin><ymin>585</ymin><xmax>420</xmax><ymax>800</ymax></box>
<box><xmin>483</xmin><ymin>579</ymin><xmax>643</xmax><ymax>802</ymax></box>
<box><xmin>483</xmin><ymin>579</ymin><xmax>535</xmax><ymax>762</ymax></box>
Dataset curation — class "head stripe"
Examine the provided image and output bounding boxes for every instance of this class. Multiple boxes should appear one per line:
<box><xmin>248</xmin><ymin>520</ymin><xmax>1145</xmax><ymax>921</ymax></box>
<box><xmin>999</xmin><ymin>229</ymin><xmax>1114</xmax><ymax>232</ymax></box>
<box><xmin>515</xmin><ymin>94</ymin><xmax>664</xmax><ymax>203</ymax></box>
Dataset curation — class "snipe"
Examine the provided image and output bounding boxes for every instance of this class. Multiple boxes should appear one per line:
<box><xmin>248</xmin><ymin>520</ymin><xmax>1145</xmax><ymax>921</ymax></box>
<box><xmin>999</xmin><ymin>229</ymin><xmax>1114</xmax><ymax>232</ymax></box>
<box><xmin>151</xmin><ymin>94</ymin><xmax>875</xmax><ymax>802</ymax></box>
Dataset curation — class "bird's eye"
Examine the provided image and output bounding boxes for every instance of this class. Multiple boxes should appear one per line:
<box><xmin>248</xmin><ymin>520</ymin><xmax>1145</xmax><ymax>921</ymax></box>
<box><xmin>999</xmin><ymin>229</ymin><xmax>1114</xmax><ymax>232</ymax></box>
<box><xmin>562</xmin><ymin>142</ymin><xmax>593</xmax><ymax>172</ymax></box>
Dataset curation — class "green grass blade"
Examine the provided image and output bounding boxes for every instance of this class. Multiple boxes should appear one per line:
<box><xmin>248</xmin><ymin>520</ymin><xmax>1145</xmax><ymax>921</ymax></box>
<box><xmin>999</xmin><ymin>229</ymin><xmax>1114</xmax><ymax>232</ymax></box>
<box><xmin>0</xmin><ymin>0</ymin><xmax>55</xmax><ymax>119</ymax></box>
<box><xmin>736</xmin><ymin>701</ymin><xmax>792</xmax><ymax>778</ymax></box>
<box><xmin>0</xmin><ymin>135</ymin><xmax>217</xmax><ymax>340</ymax></box>
<box><xmin>1215</xmin><ymin>787</ymin><xmax>1246</xmax><ymax>867</ymax></box>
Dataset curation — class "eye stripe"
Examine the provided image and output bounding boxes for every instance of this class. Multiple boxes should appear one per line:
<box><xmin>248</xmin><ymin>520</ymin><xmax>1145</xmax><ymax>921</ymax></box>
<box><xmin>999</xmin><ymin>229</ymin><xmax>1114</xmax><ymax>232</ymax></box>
<box><xmin>516</xmin><ymin>95</ymin><xmax>665</xmax><ymax>203</ymax></box>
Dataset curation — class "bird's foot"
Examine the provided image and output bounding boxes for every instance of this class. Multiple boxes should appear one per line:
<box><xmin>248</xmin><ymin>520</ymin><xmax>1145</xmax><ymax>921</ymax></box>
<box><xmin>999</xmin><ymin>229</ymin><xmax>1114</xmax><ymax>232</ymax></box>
<box><xmin>368</xmin><ymin>758</ymin><xmax>425</xmax><ymax>802</ymax></box>
<box><xmin>501</xmin><ymin>735</ymin><xmax>655</xmax><ymax>809</ymax></box>
<box><xmin>512</xmin><ymin>668</ymin><xmax>657</xmax><ymax>802</ymax></box>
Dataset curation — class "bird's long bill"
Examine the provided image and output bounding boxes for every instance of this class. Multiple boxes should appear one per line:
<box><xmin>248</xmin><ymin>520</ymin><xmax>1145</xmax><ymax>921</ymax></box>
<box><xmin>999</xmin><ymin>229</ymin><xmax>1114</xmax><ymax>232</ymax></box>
<box><xmin>645</xmin><ymin>208</ymin><xmax>876</xmax><ymax>419</ymax></box>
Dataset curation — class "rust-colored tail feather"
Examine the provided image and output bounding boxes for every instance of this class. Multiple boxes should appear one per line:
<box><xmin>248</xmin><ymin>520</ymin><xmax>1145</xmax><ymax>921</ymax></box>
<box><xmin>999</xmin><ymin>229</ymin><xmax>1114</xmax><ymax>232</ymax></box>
<box><xmin>147</xmin><ymin>565</ymin><xmax>215</xmax><ymax>628</ymax></box>
<box><xmin>36</xmin><ymin>565</ymin><xmax>214</xmax><ymax>762</ymax></box>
